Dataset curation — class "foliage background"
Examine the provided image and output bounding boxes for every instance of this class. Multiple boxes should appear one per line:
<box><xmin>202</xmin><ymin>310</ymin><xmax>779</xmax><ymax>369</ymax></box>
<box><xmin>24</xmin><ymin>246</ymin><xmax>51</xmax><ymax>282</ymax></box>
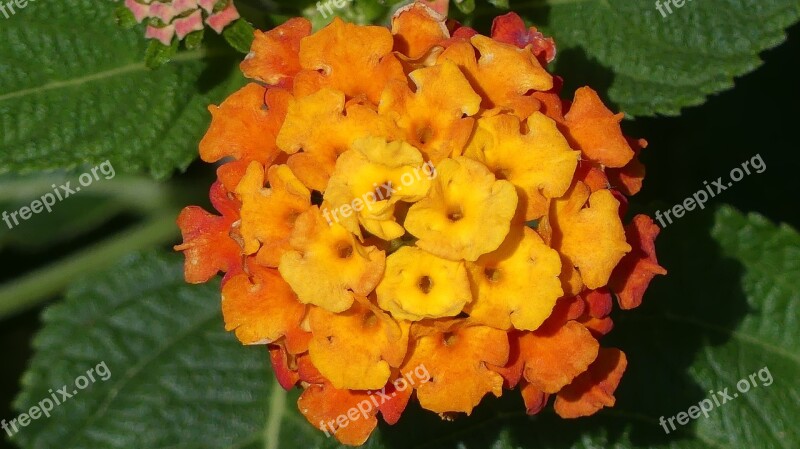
<box><xmin>0</xmin><ymin>0</ymin><xmax>798</xmax><ymax>448</ymax></box>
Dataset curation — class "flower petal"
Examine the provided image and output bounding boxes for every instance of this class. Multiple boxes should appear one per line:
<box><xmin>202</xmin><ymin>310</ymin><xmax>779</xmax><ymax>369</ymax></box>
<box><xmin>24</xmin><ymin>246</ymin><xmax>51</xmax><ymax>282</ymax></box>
<box><xmin>609</xmin><ymin>214</ymin><xmax>667</xmax><ymax>309</ymax></box>
<box><xmin>296</xmin><ymin>18</ymin><xmax>405</xmax><ymax>104</ymax></box>
<box><xmin>309</xmin><ymin>299</ymin><xmax>409</xmax><ymax>389</ymax></box>
<box><xmin>405</xmin><ymin>157</ymin><xmax>518</xmax><ymax>261</ymax></box>
<box><xmin>465</xmin><ymin>112</ymin><xmax>579</xmax><ymax>220</ymax></box>
<box><xmin>377</xmin><ymin>246</ymin><xmax>472</xmax><ymax>321</ymax></box>
<box><xmin>607</xmin><ymin>138</ymin><xmax>648</xmax><ymax>195</ymax></box>
<box><xmin>550</xmin><ymin>182</ymin><xmax>631</xmax><ymax>291</ymax></box>
<box><xmin>235</xmin><ymin>162</ymin><xmax>311</xmax><ymax>267</ymax></box>
<box><xmin>241</xmin><ymin>18</ymin><xmax>311</xmax><ymax>85</ymax></box>
<box><xmin>465</xmin><ymin>227</ymin><xmax>562</xmax><ymax>330</ymax></box>
<box><xmin>520</xmin><ymin>381</ymin><xmax>550</xmax><ymax>415</ymax></box>
<box><xmin>563</xmin><ymin>87</ymin><xmax>634</xmax><ymax>168</ymax></box>
<box><xmin>175</xmin><ymin>182</ymin><xmax>242</xmax><ymax>283</ymax></box>
<box><xmin>403</xmin><ymin>323</ymin><xmax>508</xmax><ymax>414</ymax></box>
<box><xmin>199</xmin><ymin>84</ymin><xmax>291</xmax><ymax>165</ymax></box>
<box><xmin>491</xmin><ymin>13</ymin><xmax>556</xmax><ymax>65</ymax></box>
<box><xmin>391</xmin><ymin>3</ymin><xmax>449</xmax><ymax>60</ymax></box>
<box><xmin>221</xmin><ymin>261</ymin><xmax>306</xmax><ymax>345</ymax></box>
<box><xmin>279</xmin><ymin>207</ymin><xmax>386</xmax><ymax>312</ymax></box>
<box><xmin>554</xmin><ymin>348</ymin><xmax>627</xmax><ymax>418</ymax></box>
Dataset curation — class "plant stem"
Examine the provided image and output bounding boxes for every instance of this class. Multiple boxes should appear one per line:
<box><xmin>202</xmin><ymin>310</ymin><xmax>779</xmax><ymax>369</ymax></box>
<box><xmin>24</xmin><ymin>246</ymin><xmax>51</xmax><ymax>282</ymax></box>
<box><xmin>0</xmin><ymin>213</ymin><xmax>179</xmax><ymax>319</ymax></box>
<box><xmin>0</xmin><ymin>176</ymin><xmax>171</xmax><ymax>213</ymax></box>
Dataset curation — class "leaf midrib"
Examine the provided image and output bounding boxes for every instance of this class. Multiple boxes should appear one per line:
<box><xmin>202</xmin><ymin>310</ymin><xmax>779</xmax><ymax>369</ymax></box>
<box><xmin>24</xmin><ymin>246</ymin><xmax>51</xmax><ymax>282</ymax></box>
<box><xmin>627</xmin><ymin>312</ymin><xmax>800</xmax><ymax>365</ymax></box>
<box><xmin>0</xmin><ymin>48</ymin><xmax>227</xmax><ymax>103</ymax></box>
<box><xmin>61</xmin><ymin>286</ymin><xmax>222</xmax><ymax>448</ymax></box>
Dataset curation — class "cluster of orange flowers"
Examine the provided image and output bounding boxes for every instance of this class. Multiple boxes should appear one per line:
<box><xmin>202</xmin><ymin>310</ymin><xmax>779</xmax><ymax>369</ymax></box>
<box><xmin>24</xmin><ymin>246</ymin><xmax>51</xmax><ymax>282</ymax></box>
<box><xmin>176</xmin><ymin>3</ymin><xmax>666</xmax><ymax>445</ymax></box>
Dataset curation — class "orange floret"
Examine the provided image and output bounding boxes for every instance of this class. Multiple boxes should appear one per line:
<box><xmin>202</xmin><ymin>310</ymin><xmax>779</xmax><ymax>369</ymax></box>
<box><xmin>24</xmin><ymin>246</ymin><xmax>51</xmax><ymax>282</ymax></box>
<box><xmin>199</xmin><ymin>84</ymin><xmax>290</xmax><ymax>165</ymax></box>
<box><xmin>551</xmin><ymin>182</ymin><xmax>631</xmax><ymax>291</ymax></box>
<box><xmin>278</xmin><ymin>207</ymin><xmax>385</xmax><ymax>313</ymax></box>
<box><xmin>277</xmin><ymin>88</ymin><xmax>400</xmax><ymax>191</ymax></box>
<box><xmin>296</xmin><ymin>354</ymin><xmax>414</xmax><ymax>442</ymax></box>
<box><xmin>563</xmin><ymin>87</ymin><xmax>635</xmax><ymax>168</ymax></box>
<box><xmin>324</xmin><ymin>137</ymin><xmax>432</xmax><ymax>240</ymax></box>
<box><xmin>377</xmin><ymin>246</ymin><xmax>472</xmax><ymax>321</ymax></box>
<box><xmin>295</xmin><ymin>18</ymin><xmax>405</xmax><ymax>104</ymax></box>
<box><xmin>308</xmin><ymin>298</ymin><xmax>409</xmax><ymax>390</ymax></box>
<box><xmin>610</xmin><ymin>214</ymin><xmax>667</xmax><ymax>309</ymax></box>
<box><xmin>438</xmin><ymin>36</ymin><xmax>552</xmax><ymax>118</ymax></box>
<box><xmin>221</xmin><ymin>261</ymin><xmax>306</xmax><ymax>345</ymax></box>
<box><xmin>175</xmin><ymin>182</ymin><xmax>242</xmax><ymax>283</ymax></box>
<box><xmin>240</xmin><ymin>18</ymin><xmax>311</xmax><ymax>85</ymax></box>
<box><xmin>464</xmin><ymin>112</ymin><xmax>579</xmax><ymax>220</ymax></box>
<box><xmin>405</xmin><ymin>157</ymin><xmax>518</xmax><ymax>261</ymax></box>
<box><xmin>516</xmin><ymin>320</ymin><xmax>599</xmax><ymax>393</ymax></box>
<box><xmin>403</xmin><ymin>323</ymin><xmax>509</xmax><ymax>414</ymax></box>
<box><xmin>298</xmin><ymin>382</ymin><xmax>380</xmax><ymax>446</ymax></box>
<box><xmin>379</xmin><ymin>61</ymin><xmax>481</xmax><ymax>163</ymax></box>
<box><xmin>235</xmin><ymin>162</ymin><xmax>311</xmax><ymax>267</ymax></box>
<box><xmin>554</xmin><ymin>347</ymin><xmax>628</xmax><ymax>418</ymax></box>
<box><xmin>465</xmin><ymin>227</ymin><xmax>562</xmax><ymax>330</ymax></box>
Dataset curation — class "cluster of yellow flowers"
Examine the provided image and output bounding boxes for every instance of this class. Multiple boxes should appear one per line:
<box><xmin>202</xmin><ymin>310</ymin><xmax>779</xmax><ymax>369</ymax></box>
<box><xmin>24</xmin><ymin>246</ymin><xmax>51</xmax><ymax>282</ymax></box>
<box><xmin>176</xmin><ymin>3</ymin><xmax>666</xmax><ymax>445</ymax></box>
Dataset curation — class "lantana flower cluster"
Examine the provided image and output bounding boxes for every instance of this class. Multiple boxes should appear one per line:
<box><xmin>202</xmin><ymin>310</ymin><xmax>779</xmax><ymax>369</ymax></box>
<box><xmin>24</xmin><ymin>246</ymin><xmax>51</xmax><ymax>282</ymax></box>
<box><xmin>176</xmin><ymin>4</ymin><xmax>666</xmax><ymax>445</ymax></box>
<box><xmin>124</xmin><ymin>0</ymin><xmax>239</xmax><ymax>45</ymax></box>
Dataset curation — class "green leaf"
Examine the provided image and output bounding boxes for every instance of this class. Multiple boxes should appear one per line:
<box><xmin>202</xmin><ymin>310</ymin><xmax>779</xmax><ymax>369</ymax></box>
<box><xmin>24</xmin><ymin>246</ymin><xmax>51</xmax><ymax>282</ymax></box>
<box><xmin>471</xmin><ymin>0</ymin><xmax>800</xmax><ymax>116</ymax></box>
<box><xmin>453</xmin><ymin>0</ymin><xmax>477</xmax><ymax>14</ymax></box>
<box><xmin>605</xmin><ymin>205</ymin><xmax>800</xmax><ymax>448</ymax></box>
<box><xmin>0</xmin><ymin>0</ymin><xmax>245</xmax><ymax>180</ymax></box>
<box><xmin>184</xmin><ymin>29</ymin><xmax>206</xmax><ymax>51</ymax></box>
<box><xmin>223</xmin><ymin>19</ymin><xmax>256</xmax><ymax>53</ymax></box>
<box><xmin>11</xmin><ymin>251</ymin><xmax>371</xmax><ymax>449</ymax></box>
<box><xmin>11</xmin><ymin>252</ymin><xmax>272</xmax><ymax>448</ymax></box>
<box><xmin>143</xmin><ymin>39</ymin><xmax>180</xmax><ymax>69</ymax></box>
<box><xmin>12</xmin><ymin>207</ymin><xmax>799</xmax><ymax>449</ymax></box>
<box><xmin>113</xmin><ymin>5</ymin><xmax>137</xmax><ymax>30</ymax></box>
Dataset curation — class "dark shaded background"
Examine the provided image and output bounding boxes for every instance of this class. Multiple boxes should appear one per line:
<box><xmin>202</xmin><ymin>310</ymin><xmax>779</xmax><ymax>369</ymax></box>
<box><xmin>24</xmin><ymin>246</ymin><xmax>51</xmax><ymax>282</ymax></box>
<box><xmin>0</xmin><ymin>20</ymin><xmax>797</xmax><ymax>449</ymax></box>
